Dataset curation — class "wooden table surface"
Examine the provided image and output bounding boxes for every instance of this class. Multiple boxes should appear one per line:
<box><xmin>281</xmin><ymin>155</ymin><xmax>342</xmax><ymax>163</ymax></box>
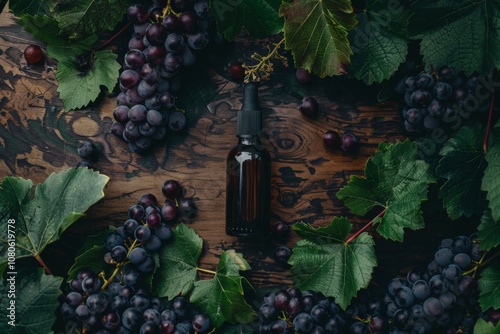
<box><xmin>0</xmin><ymin>5</ymin><xmax>476</xmax><ymax>291</ymax></box>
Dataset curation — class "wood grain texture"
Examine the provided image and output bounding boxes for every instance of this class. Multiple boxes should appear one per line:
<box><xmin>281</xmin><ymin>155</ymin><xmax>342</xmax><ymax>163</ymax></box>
<box><xmin>0</xmin><ymin>7</ymin><xmax>476</xmax><ymax>292</ymax></box>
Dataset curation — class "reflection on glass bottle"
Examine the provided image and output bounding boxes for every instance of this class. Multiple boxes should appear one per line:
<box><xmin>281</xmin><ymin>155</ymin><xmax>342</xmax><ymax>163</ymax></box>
<box><xmin>226</xmin><ymin>83</ymin><xmax>271</xmax><ymax>237</ymax></box>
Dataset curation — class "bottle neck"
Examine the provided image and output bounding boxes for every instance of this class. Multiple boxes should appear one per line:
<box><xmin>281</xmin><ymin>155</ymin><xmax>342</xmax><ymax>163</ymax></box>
<box><xmin>238</xmin><ymin>135</ymin><xmax>259</xmax><ymax>145</ymax></box>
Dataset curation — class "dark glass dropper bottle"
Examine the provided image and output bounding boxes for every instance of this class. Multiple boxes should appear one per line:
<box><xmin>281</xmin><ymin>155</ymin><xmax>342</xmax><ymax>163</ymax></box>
<box><xmin>226</xmin><ymin>83</ymin><xmax>271</xmax><ymax>237</ymax></box>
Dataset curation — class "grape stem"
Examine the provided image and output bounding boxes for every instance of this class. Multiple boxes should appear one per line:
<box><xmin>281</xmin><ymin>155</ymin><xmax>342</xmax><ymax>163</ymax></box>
<box><xmin>243</xmin><ymin>37</ymin><xmax>286</xmax><ymax>83</ymax></box>
<box><xmin>483</xmin><ymin>91</ymin><xmax>495</xmax><ymax>153</ymax></box>
<box><xmin>162</xmin><ymin>0</ymin><xmax>178</xmax><ymax>17</ymax></box>
<box><xmin>34</xmin><ymin>253</ymin><xmax>53</xmax><ymax>275</ymax></box>
<box><xmin>94</xmin><ymin>22</ymin><xmax>132</xmax><ymax>52</ymax></box>
<box><xmin>196</xmin><ymin>267</ymin><xmax>217</xmax><ymax>275</ymax></box>
<box><xmin>101</xmin><ymin>239</ymin><xmax>139</xmax><ymax>290</ymax></box>
<box><xmin>345</xmin><ymin>209</ymin><xmax>386</xmax><ymax>244</ymax></box>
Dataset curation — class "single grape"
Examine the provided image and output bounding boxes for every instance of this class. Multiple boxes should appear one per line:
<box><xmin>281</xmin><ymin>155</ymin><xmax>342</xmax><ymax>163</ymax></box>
<box><xmin>187</xmin><ymin>31</ymin><xmax>210</xmax><ymax>50</ymax></box>
<box><xmin>134</xmin><ymin>225</ymin><xmax>152</xmax><ymax>242</ymax></box>
<box><xmin>160</xmin><ymin>92</ymin><xmax>176</xmax><ymax>109</ymax></box>
<box><xmin>105</xmin><ymin>233</ymin><xmax>124</xmax><ymax>251</ymax></box>
<box><xmin>416</xmin><ymin>73</ymin><xmax>435</xmax><ymax>89</ymax></box>
<box><xmin>228</xmin><ymin>62</ymin><xmax>246</xmax><ymax>81</ymax></box>
<box><xmin>78</xmin><ymin>141</ymin><xmax>99</xmax><ymax>162</ymax></box>
<box><xmin>434</xmin><ymin>81</ymin><xmax>453</xmax><ymax>100</ymax></box>
<box><xmin>274</xmin><ymin>246</ymin><xmax>292</xmax><ymax>265</ymax></box>
<box><xmin>410</xmin><ymin>90</ymin><xmax>432</xmax><ymax>107</ymax></box>
<box><xmin>102</xmin><ymin>311</ymin><xmax>121</xmax><ymax>330</ymax></box>
<box><xmin>82</xmin><ymin>275</ymin><xmax>103</xmax><ymax>294</ymax></box>
<box><xmin>129</xmin><ymin>247</ymin><xmax>147</xmax><ymax>264</ymax></box>
<box><xmin>86</xmin><ymin>292</ymin><xmax>109</xmax><ymax>314</ymax></box>
<box><xmin>299</xmin><ymin>96</ymin><xmax>319</xmax><ymax>117</ymax></box>
<box><xmin>451</xmin><ymin>236</ymin><xmax>472</xmax><ymax>254</ymax></box>
<box><xmin>146</xmin><ymin>23</ymin><xmax>167</xmax><ymax>45</ymax></box>
<box><xmin>122</xmin><ymin>307</ymin><xmax>143</xmax><ymax>330</ymax></box>
<box><xmin>162</xmin><ymin>180</ymin><xmax>182</xmax><ymax>199</ymax></box>
<box><xmin>435</xmin><ymin>247</ymin><xmax>454</xmax><ymax>266</ymax></box>
<box><xmin>125</xmin><ymin>49</ymin><xmax>146</xmax><ymax>69</ymax></box>
<box><xmin>412</xmin><ymin>280</ymin><xmax>430</xmax><ymax>301</ymax></box>
<box><xmin>272</xmin><ymin>221</ymin><xmax>290</xmax><ymax>239</ymax></box>
<box><xmin>191</xmin><ymin>313</ymin><xmax>211</xmax><ymax>333</ymax></box>
<box><xmin>124</xmin><ymin>220</ymin><xmax>140</xmax><ymax>237</ymax></box>
<box><xmin>144</xmin><ymin>235</ymin><xmax>162</xmax><ymax>251</ymax></box>
<box><xmin>140</xmin><ymin>63</ymin><xmax>159</xmax><ymax>81</ymax></box>
<box><xmin>75</xmin><ymin>304</ymin><xmax>91</xmax><ymax>321</ymax></box>
<box><xmin>293</xmin><ymin>313</ymin><xmax>315</xmax><ymax>333</ymax></box>
<box><xmin>178</xmin><ymin>12</ymin><xmax>198</xmax><ymax>33</ymax></box>
<box><xmin>140</xmin><ymin>320</ymin><xmax>160</xmax><ymax>334</ymax></box>
<box><xmin>111</xmin><ymin>245</ymin><xmax>128</xmax><ymax>262</ymax></box>
<box><xmin>168</xmin><ymin>111</ymin><xmax>187</xmax><ymax>132</ymax></box>
<box><xmin>296</xmin><ymin>68</ymin><xmax>312</xmax><ymax>83</ymax></box>
<box><xmin>162</xmin><ymin>14</ymin><xmax>180</xmax><ymax>31</ymax></box>
<box><xmin>273</xmin><ymin>289</ymin><xmax>291</xmax><ymax>311</ymax></box>
<box><xmin>310</xmin><ymin>304</ymin><xmax>329</xmax><ymax>324</ymax></box>
<box><xmin>394</xmin><ymin>286</ymin><xmax>415</xmax><ymax>308</ymax></box>
<box><xmin>120</xmin><ymin>69</ymin><xmax>141</xmax><ymax>89</ymax></box>
<box><xmin>286</xmin><ymin>297</ymin><xmax>304</xmax><ymax>317</ymax></box>
<box><xmin>24</xmin><ymin>44</ymin><xmax>44</xmax><ymax>64</ymax></box>
<box><xmin>130</xmin><ymin>294</ymin><xmax>150</xmax><ymax>312</ymax></box>
<box><xmin>178</xmin><ymin>197</ymin><xmax>197</xmax><ymax>219</ymax></box>
<box><xmin>160</xmin><ymin>200</ymin><xmax>178</xmax><ymax>222</ymax></box>
<box><xmin>322</xmin><ymin>130</ymin><xmax>341</xmax><ymax>150</ymax></box>
<box><xmin>170</xmin><ymin>296</ymin><xmax>189</xmax><ymax>319</ymax></box>
<box><xmin>340</xmin><ymin>132</ymin><xmax>357</xmax><ymax>152</ymax></box>
<box><xmin>127</xmin><ymin>4</ymin><xmax>149</xmax><ymax>24</ymax></box>
<box><xmin>144</xmin><ymin>45</ymin><xmax>167</xmax><ymax>64</ymax></box>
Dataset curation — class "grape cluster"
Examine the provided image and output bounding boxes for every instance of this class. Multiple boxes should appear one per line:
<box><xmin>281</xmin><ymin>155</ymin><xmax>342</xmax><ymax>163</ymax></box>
<box><xmin>396</xmin><ymin>65</ymin><xmax>489</xmax><ymax>134</ymax></box>
<box><xmin>59</xmin><ymin>180</ymin><xmax>201</xmax><ymax>333</ymax></box>
<box><xmin>112</xmin><ymin>0</ymin><xmax>212</xmax><ymax>153</ymax></box>
<box><xmin>256</xmin><ymin>235</ymin><xmax>496</xmax><ymax>333</ymax></box>
<box><xmin>257</xmin><ymin>287</ymin><xmax>351</xmax><ymax>334</ymax></box>
<box><xmin>61</xmin><ymin>272</ymin><xmax>211</xmax><ymax>334</ymax></box>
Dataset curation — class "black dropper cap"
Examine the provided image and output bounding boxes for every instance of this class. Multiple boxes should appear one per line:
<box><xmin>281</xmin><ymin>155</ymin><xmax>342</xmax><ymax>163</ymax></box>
<box><xmin>237</xmin><ymin>83</ymin><xmax>262</xmax><ymax>137</ymax></box>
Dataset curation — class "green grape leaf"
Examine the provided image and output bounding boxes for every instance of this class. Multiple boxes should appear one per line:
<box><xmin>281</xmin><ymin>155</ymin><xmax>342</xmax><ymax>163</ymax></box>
<box><xmin>337</xmin><ymin>140</ymin><xmax>435</xmax><ymax>242</ymax></box>
<box><xmin>9</xmin><ymin>0</ymin><xmax>57</xmax><ymax>16</ymax></box>
<box><xmin>289</xmin><ymin>217</ymin><xmax>376</xmax><ymax>310</ymax></box>
<box><xmin>478</xmin><ymin>262</ymin><xmax>500</xmax><ymax>311</ymax></box>
<box><xmin>190</xmin><ymin>250</ymin><xmax>256</xmax><ymax>327</ymax></box>
<box><xmin>482</xmin><ymin>119</ymin><xmax>500</xmax><ymax>222</ymax></box>
<box><xmin>18</xmin><ymin>15</ymin><xmax>97</xmax><ymax>62</ymax></box>
<box><xmin>56</xmin><ymin>49</ymin><xmax>121</xmax><ymax>111</ymax></box>
<box><xmin>478</xmin><ymin>210</ymin><xmax>500</xmax><ymax>251</ymax></box>
<box><xmin>349</xmin><ymin>0</ymin><xmax>408</xmax><ymax>84</ymax></box>
<box><xmin>474</xmin><ymin>318</ymin><xmax>500</xmax><ymax>333</ymax></box>
<box><xmin>436</xmin><ymin>123</ymin><xmax>487</xmax><ymax>220</ymax></box>
<box><xmin>0</xmin><ymin>267</ymin><xmax>63</xmax><ymax>334</ymax></box>
<box><xmin>0</xmin><ymin>168</ymin><xmax>109</xmax><ymax>273</ymax></box>
<box><xmin>212</xmin><ymin>0</ymin><xmax>283</xmax><ymax>40</ymax></box>
<box><xmin>53</xmin><ymin>0</ymin><xmax>130</xmax><ymax>38</ymax></box>
<box><xmin>153</xmin><ymin>224</ymin><xmax>203</xmax><ymax>299</ymax></box>
<box><xmin>409</xmin><ymin>0</ymin><xmax>500</xmax><ymax>75</ymax></box>
<box><xmin>279</xmin><ymin>0</ymin><xmax>357</xmax><ymax>78</ymax></box>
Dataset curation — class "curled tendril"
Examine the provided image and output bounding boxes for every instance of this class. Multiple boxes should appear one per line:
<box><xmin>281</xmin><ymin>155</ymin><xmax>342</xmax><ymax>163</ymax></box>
<box><xmin>243</xmin><ymin>38</ymin><xmax>287</xmax><ymax>83</ymax></box>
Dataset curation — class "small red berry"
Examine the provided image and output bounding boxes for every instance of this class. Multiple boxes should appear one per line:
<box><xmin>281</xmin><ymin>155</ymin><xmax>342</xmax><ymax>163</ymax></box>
<box><xmin>228</xmin><ymin>62</ymin><xmax>246</xmax><ymax>81</ymax></box>
<box><xmin>24</xmin><ymin>44</ymin><xmax>44</xmax><ymax>64</ymax></box>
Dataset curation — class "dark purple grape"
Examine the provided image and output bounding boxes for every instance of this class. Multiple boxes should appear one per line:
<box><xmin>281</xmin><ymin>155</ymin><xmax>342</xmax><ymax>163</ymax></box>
<box><xmin>170</xmin><ymin>296</ymin><xmax>189</xmax><ymax>318</ymax></box>
<box><xmin>162</xmin><ymin>14</ymin><xmax>180</xmax><ymax>31</ymax></box>
<box><xmin>369</xmin><ymin>316</ymin><xmax>388</xmax><ymax>333</ymax></box>
<box><xmin>293</xmin><ymin>313</ymin><xmax>315</xmax><ymax>333</ymax></box>
<box><xmin>144</xmin><ymin>46</ymin><xmax>166</xmax><ymax>64</ymax></box>
<box><xmin>146</xmin><ymin>23</ymin><xmax>167</xmax><ymax>46</ymax></box>
<box><xmin>145</xmin><ymin>94</ymin><xmax>162</xmax><ymax>110</ymax></box>
<box><xmin>274</xmin><ymin>246</ymin><xmax>292</xmax><ymax>265</ymax></box>
<box><xmin>146</xmin><ymin>211</ymin><xmax>161</xmax><ymax>228</ymax></box>
<box><xmin>140</xmin><ymin>63</ymin><xmax>159</xmax><ymax>81</ymax></box>
<box><xmin>296</xmin><ymin>68</ymin><xmax>311</xmax><ymax>83</ymax></box>
<box><xmin>137</xmin><ymin>80</ymin><xmax>158</xmax><ymax>98</ymax></box>
<box><xmin>122</xmin><ymin>307</ymin><xmax>143</xmax><ymax>330</ymax></box>
<box><xmin>178</xmin><ymin>197</ymin><xmax>197</xmax><ymax>219</ymax></box>
<box><xmin>134</xmin><ymin>225</ymin><xmax>152</xmax><ymax>242</ymax></box>
<box><xmin>77</xmin><ymin>141</ymin><xmax>99</xmax><ymax>161</ymax></box>
<box><xmin>147</xmin><ymin>109</ymin><xmax>164</xmax><ymax>127</ymax></box>
<box><xmin>410</xmin><ymin>89</ymin><xmax>432</xmax><ymax>107</ymax></box>
<box><xmin>191</xmin><ymin>313</ymin><xmax>211</xmax><ymax>333</ymax></box>
<box><xmin>299</xmin><ymin>96</ymin><xmax>319</xmax><ymax>117</ymax></box>
<box><xmin>161</xmin><ymin>200</ymin><xmax>178</xmax><ymax>222</ymax></box>
<box><xmin>178</xmin><ymin>12</ymin><xmax>198</xmax><ymax>33</ymax></box>
<box><xmin>165</xmin><ymin>33</ymin><xmax>185</xmax><ymax>53</ymax></box>
<box><xmin>127</xmin><ymin>5</ymin><xmax>148</xmax><ymax>24</ymax></box>
<box><xmin>129</xmin><ymin>105</ymin><xmax>148</xmax><ymax>123</ymax></box>
<box><xmin>111</xmin><ymin>122</ymin><xmax>125</xmax><ymax>138</ymax></box>
<box><xmin>126</xmin><ymin>88</ymin><xmax>146</xmax><ymax>105</ymax></box>
<box><xmin>434</xmin><ymin>81</ymin><xmax>453</xmax><ymax>100</ymax></box>
<box><xmin>187</xmin><ymin>31</ymin><xmax>209</xmax><ymax>50</ymax></box>
<box><xmin>124</xmin><ymin>219</ymin><xmax>140</xmax><ymax>236</ymax></box>
<box><xmin>125</xmin><ymin>49</ymin><xmax>146</xmax><ymax>69</ymax></box>
<box><xmin>273</xmin><ymin>290</ymin><xmax>291</xmax><ymax>311</ymax></box>
<box><xmin>129</xmin><ymin>36</ymin><xmax>146</xmax><ymax>50</ymax></box>
<box><xmin>162</xmin><ymin>180</ymin><xmax>182</xmax><ymax>199</ymax></box>
<box><xmin>111</xmin><ymin>245</ymin><xmax>127</xmax><ymax>262</ymax></box>
<box><xmin>128</xmin><ymin>204</ymin><xmax>145</xmax><ymax>220</ymax></box>
<box><xmin>163</xmin><ymin>52</ymin><xmax>182</xmax><ymax>73</ymax></box>
<box><xmin>120</xmin><ymin>69</ymin><xmax>141</xmax><ymax>89</ymax></box>
<box><xmin>168</xmin><ymin>111</ymin><xmax>186</xmax><ymax>132</ymax></box>
<box><xmin>102</xmin><ymin>311</ymin><xmax>121</xmax><ymax>330</ymax></box>
<box><xmin>194</xmin><ymin>0</ymin><xmax>210</xmax><ymax>19</ymax></box>
<box><xmin>404</xmin><ymin>76</ymin><xmax>417</xmax><ymax>91</ymax></box>
<box><xmin>340</xmin><ymin>132</ymin><xmax>357</xmax><ymax>152</ymax></box>
<box><xmin>160</xmin><ymin>92</ymin><xmax>176</xmax><ymax>109</ymax></box>
<box><xmin>323</xmin><ymin>130</ymin><xmax>340</xmax><ymax>149</ymax></box>
<box><xmin>416</xmin><ymin>73</ymin><xmax>435</xmax><ymax>89</ymax></box>
<box><xmin>405</xmin><ymin>108</ymin><xmax>422</xmax><ymax>126</ymax></box>
<box><xmin>272</xmin><ymin>221</ymin><xmax>290</xmax><ymax>238</ymax></box>
<box><xmin>114</xmin><ymin>106</ymin><xmax>130</xmax><ymax>123</ymax></box>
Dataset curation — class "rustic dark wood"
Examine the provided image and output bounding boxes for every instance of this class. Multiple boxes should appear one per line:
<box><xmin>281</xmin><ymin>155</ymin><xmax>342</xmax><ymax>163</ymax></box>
<box><xmin>0</xmin><ymin>5</ymin><xmax>476</xmax><ymax>293</ymax></box>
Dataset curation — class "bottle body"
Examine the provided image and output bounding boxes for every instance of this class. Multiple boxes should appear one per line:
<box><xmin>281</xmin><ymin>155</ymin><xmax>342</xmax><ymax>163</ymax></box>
<box><xmin>226</xmin><ymin>137</ymin><xmax>271</xmax><ymax>237</ymax></box>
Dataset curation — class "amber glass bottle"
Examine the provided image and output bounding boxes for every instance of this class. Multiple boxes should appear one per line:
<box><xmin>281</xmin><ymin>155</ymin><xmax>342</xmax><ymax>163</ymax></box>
<box><xmin>226</xmin><ymin>83</ymin><xmax>271</xmax><ymax>237</ymax></box>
